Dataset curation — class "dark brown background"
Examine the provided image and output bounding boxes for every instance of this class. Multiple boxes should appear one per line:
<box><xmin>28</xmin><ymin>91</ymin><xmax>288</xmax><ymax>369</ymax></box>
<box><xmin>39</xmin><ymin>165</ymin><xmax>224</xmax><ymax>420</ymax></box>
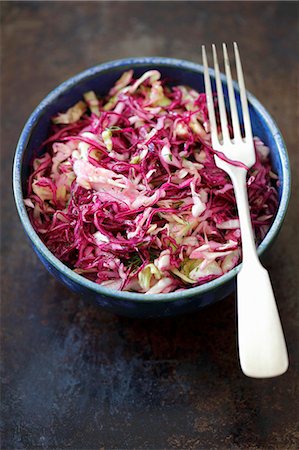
<box><xmin>1</xmin><ymin>2</ymin><xmax>299</xmax><ymax>449</ymax></box>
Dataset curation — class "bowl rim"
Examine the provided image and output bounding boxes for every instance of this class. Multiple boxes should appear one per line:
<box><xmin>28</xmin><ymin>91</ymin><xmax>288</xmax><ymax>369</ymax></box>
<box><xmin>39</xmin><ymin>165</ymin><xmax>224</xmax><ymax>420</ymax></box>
<box><xmin>13</xmin><ymin>56</ymin><xmax>291</xmax><ymax>302</ymax></box>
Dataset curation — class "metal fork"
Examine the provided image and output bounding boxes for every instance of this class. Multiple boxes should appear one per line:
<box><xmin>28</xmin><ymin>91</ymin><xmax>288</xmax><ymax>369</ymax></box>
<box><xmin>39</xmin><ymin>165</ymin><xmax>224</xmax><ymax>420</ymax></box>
<box><xmin>202</xmin><ymin>43</ymin><xmax>288</xmax><ymax>378</ymax></box>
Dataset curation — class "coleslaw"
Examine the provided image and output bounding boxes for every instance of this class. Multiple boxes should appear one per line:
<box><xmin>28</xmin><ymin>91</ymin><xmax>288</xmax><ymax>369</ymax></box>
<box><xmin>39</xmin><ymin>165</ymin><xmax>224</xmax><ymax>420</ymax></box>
<box><xmin>24</xmin><ymin>70</ymin><xmax>279</xmax><ymax>294</ymax></box>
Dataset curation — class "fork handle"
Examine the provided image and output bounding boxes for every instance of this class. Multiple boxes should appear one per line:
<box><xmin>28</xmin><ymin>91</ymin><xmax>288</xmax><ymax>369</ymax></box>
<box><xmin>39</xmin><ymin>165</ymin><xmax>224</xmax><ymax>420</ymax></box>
<box><xmin>237</xmin><ymin>263</ymin><xmax>289</xmax><ymax>378</ymax></box>
<box><xmin>229</xmin><ymin>166</ymin><xmax>289</xmax><ymax>378</ymax></box>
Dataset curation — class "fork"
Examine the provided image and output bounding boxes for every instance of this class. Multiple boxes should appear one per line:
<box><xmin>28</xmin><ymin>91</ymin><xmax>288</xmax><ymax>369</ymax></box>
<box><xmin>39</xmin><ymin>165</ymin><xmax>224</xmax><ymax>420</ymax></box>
<box><xmin>202</xmin><ymin>43</ymin><xmax>289</xmax><ymax>378</ymax></box>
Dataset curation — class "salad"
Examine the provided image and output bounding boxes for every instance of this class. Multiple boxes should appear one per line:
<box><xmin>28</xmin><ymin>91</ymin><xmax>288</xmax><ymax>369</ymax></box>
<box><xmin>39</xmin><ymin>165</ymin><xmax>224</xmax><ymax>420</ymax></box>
<box><xmin>24</xmin><ymin>70</ymin><xmax>279</xmax><ymax>294</ymax></box>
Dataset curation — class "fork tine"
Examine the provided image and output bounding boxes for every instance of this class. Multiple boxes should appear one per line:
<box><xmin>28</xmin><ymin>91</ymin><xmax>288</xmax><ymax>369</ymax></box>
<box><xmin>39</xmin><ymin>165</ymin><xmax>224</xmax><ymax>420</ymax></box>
<box><xmin>233</xmin><ymin>42</ymin><xmax>253</xmax><ymax>141</ymax></box>
<box><xmin>202</xmin><ymin>45</ymin><xmax>219</xmax><ymax>147</ymax></box>
<box><xmin>212</xmin><ymin>44</ymin><xmax>230</xmax><ymax>143</ymax></box>
<box><xmin>222</xmin><ymin>43</ymin><xmax>241</xmax><ymax>141</ymax></box>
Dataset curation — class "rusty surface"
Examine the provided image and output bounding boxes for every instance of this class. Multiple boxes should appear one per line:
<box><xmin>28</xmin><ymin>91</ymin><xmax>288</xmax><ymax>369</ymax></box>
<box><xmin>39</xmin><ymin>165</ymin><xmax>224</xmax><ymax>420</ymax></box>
<box><xmin>1</xmin><ymin>1</ymin><xmax>299</xmax><ymax>448</ymax></box>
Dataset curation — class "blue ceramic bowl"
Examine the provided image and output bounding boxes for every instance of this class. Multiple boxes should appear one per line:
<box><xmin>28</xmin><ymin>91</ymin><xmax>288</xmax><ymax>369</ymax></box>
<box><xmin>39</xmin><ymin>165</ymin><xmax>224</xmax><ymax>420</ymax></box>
<box><xmin>13</xmin><ymin>57</ymin><xmax>290</xmax><ymax>317</ymax></box>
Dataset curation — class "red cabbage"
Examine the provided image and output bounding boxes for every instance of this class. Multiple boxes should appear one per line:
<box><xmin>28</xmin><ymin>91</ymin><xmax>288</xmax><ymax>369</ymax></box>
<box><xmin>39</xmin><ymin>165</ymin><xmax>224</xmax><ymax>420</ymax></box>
<box><xmin>24</xmin><ymin>71</ymin><xmax>279</xmax><ymax>294</ymax></box>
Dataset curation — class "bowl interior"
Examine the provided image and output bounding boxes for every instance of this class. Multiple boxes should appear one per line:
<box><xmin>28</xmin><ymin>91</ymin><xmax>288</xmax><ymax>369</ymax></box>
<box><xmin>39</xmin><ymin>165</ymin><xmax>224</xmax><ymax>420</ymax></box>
<box><xmin>15</xmin><ymin>58</ymin><xmax>290</xmax><ymax>302</ymax></box>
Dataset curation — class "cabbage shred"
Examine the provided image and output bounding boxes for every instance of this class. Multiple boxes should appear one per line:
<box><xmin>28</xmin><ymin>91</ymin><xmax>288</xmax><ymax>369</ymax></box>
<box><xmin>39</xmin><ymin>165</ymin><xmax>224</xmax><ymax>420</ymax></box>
<box><xmin>24</xmin><ymin>70</ymin><xmax>279</xmax><ymax>294</ymax></box>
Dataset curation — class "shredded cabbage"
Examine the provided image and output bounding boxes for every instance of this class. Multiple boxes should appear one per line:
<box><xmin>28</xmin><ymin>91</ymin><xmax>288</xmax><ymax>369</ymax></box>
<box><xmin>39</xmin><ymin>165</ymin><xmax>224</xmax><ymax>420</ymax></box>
<box><xmin>24</xmin><ymin>70</ymin><xmax>279</xmax><ymax>293</ymax></box>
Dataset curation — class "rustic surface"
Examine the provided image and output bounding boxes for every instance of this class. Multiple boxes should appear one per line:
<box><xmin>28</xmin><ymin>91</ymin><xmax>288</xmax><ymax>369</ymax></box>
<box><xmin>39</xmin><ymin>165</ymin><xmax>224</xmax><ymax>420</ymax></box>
<box><xmin>1</xmin><ymin>2</ymin><xmax>299</xmax><ymax>449</ymax></box>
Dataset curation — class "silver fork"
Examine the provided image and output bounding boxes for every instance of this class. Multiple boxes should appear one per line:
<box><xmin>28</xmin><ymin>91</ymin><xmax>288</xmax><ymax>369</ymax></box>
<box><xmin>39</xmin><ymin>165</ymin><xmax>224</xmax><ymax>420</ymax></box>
<box><xmin>202</xmin><ymin>43</ymin><xmax>288</xmax><ymax>378</ymax></box>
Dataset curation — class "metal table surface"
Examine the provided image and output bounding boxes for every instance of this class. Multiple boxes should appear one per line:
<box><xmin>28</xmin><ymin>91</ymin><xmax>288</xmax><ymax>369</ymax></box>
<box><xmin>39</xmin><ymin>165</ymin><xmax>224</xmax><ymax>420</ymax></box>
<box><xmin>1</xmin><ymin>2</ymin><xmax>298</xmax><ymax>449</ymax></box>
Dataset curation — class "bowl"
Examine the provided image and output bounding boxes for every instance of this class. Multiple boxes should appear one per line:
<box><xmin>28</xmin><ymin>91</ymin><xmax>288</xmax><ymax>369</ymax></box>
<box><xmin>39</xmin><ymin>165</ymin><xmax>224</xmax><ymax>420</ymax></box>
<box><xmin>13</xmin><ymin>57</ymin><xmax>291</xmax><ymax>318</ymax></box>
